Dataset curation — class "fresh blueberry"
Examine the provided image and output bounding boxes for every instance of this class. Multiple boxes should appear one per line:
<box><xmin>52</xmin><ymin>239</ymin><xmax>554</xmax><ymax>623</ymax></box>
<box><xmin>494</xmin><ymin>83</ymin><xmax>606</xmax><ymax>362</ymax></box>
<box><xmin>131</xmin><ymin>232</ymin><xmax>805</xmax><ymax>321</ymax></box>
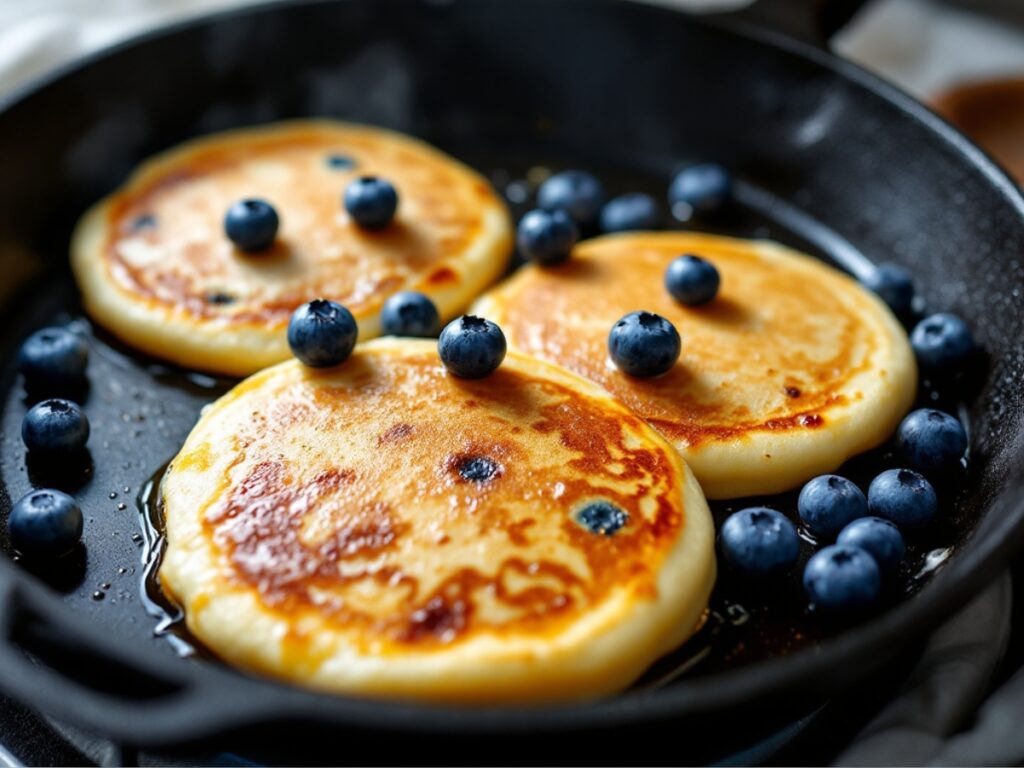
<box><xmin>287</xmin><ymin>299</ymin><xmax>358</xmax><ymax>368</ymax></box>
<box><xmin>22</xmin><ymin>399</ymin><xmax>89</xmax><ymax>456</ymax></box>
<box><xmin>599</xmin><ymin>193</ymin><xmax>661</xmax><ymax>233</ymax></box>
<box><xmin>537</xmin><ymin>170</ymin><xmax>606</xmax><ymax>227</ymax></box>
<box><xmin>344</xmin><ymin>176</ymin><xmax>398</xmax><ymax>229</ymax></box>
<box><xmin>868</xmin><ymin>468</ymin><xmax>938</xmax><ymax>528</ymax></box>
<box><xmin>224</xmin><ymin>198</ymin><xmax>279</xmax><ymax>252</ymax></box>
<box><xmin>608</xmin><ymin>311</ymin><xmax>681</xmax><ymax>378</ymax></box>
<box><xmin>910</xmin><ymin>313</ymin><xmax>976</xmax><ymax>375</ymax></box>
<box><xmin>517</xmin><ymin>209</ymin><xmax>579</xmax><ymax>265</ymax></box>
<box><xmin>797</xmin><ymin>474</ymin><xmax>868</xmax><ymax>539</ymax></box>
<box><xmin>18</xmin><ymin>327</ymin><xmax>88</xmax><ymax>391</ymax></box>
<box><xmin>8</xmin><ymin>489</ymin><xmax>83</xmax><ymax>559</ymax></box>
<box><xmin>862</xmin><ymin>263</ymin><xmax>915</xmax><ymax>316</ymax></box>
<box><xmin>803</xmin><ymin>545</ymin><xmax>881</xmax><ymax>611</ymax></box>
<box><xmin>720</xmin><ymin>507</ymin><xmax>800</xmax><ymax>576</ymax></box>
<box><xmin>664</xmin><ymin>254</ymin><xmax>721</xmax><ymax>306</ymax></box>
<box><xmin>667</xmin><ymin>163</ymin><xmax>732</xmax><ymax>220</ymax></box>
<box><xmin>576</xmin><ymin>501</ymin><xmax>629</xmax><ymax>536</ymax></box>
<box><xmin>896</xmin><ymin>408</ymin><xmax>968</xmax><ymax>474</ymax></box>
<box><xmin>438</xmin><ymin>316</ymin><xmax>506</xmax><ymax>379</ymax></box>
<box><xmin>837</xmin><ymin>517</ymin><xmax>906</xmax><ymax>573</ymax></box>
<box><xmin>381</xmin><ymin>291</ymin><xmax>440</xmax><ymax>338</ymax></box>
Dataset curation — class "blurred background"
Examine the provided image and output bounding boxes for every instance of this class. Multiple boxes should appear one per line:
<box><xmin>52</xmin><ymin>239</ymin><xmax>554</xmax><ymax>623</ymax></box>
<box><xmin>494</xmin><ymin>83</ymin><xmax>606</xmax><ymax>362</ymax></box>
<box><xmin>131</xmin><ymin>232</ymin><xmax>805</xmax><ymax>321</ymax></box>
<box><xmin>3</xmin><ymin>0</ymin><xmax>1024</xmax><ymax>180</ymax></box>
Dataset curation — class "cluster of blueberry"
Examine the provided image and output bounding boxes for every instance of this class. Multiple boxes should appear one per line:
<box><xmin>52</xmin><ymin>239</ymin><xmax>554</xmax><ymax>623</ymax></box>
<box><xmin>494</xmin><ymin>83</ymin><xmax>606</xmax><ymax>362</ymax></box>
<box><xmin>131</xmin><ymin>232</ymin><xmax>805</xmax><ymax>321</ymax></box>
<box><xmin>7</xmin><ymin>328</ymin><xmax>92</xmax><ymax>559</ymax></box>
<box><xmin>515</xmin><ymin>163</ymin><xmax>732</xmax><ymax>267</ymax></box>
<box><xmin>223</xmin><ymin>174</ymin><xmax>400</xmax><ymax>252</ymax></box>
<box><xmin>722</xmin><ymin>406</ymin><xmax>969</xmax><ymax>612</ymax></box>
<box><xmin>516</xmin><ymin>167</ymin><xmax>731</xmax><ymax>379</ymax></box>
<box><xmin>286</xmin><ymin>296</ymin><xmax>507</xmax><ymax>381</ymax></box>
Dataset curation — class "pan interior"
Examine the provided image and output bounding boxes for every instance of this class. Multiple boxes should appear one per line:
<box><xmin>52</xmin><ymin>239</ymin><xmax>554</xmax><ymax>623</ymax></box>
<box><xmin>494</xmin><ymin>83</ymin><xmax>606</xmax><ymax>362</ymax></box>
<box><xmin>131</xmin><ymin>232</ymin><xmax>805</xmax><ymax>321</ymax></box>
<box><xmin>0</xmin><ymin>0</ymin><xmax>1021</xmax><ymax>725</ymax></box>
<box><xmin>0</xmin><ymin>149</ymin><xmax>987</xmax><ymax>690</ymax></box>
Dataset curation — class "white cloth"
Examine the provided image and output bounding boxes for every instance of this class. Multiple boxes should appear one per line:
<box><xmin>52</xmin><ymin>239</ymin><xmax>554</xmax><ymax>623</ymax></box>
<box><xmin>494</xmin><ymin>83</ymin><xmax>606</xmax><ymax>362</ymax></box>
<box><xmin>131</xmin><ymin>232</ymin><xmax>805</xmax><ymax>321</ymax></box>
<box><xmin>835</xmin><ymin>0</ymin><xmax>1024</xmax><ymax>98</ymax></box>
<box><xmin>0</xmin><ymin>0</ymin><xmax>258</xmax><ymax>96</ymax></box>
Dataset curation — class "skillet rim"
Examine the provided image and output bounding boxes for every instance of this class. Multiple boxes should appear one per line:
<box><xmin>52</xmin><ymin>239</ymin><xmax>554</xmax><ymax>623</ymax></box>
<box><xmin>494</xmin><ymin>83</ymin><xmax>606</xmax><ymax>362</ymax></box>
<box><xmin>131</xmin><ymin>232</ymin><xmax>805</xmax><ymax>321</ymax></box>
<box><xmin>0</xmin><ymin>0</ymin><xmax>1022</xmax><ymax>737</ymax></box>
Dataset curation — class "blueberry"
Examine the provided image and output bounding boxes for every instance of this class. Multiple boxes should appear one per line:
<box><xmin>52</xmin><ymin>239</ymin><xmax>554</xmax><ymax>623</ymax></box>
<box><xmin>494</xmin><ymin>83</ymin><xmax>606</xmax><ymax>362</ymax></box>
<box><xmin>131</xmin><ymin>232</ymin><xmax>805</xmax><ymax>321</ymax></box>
<box><xmin>381</xmin><ymin>291</ymin><xmax>440</xmax><ymax>338</ymax></box>
<box><xmin>896</xmin><ymin>408</ymin><xmax>968</xmax><ymax>474</ymax></box>
<box><xmin>537</xmin><ymin>170</ymin><xmax>606</xmax><ymax>227</ymax></box>
<box><xmin>224</xmin><ymin>198</ymin><xmax>279</xmax><ymax>252</ymax></box>
<box><xmin>664</xmin><ymin>254</ymin><xmax>721</xmax><ymax>306</ymax></box>
<box><xmin>576</xmin><ymin>500</ymin><xmax>629</xmax><ymax>536</ymax></box>
<box><xmin>326</xmin><ymin>154</ymin><xmax>355</xmax><ymax>170</ymax></box>
<box><xmin>720</xmin><ymin>507</ymin><xmax>800</xmax><ymax>576</ymax></box>
<box><xmin>457</xmin><ymin>456</ymin><xmax>499</xmax><ymax>482</ymax></box>
<box><xmin>17</xmin><ymin>327</ymin><xmax>88</xmax><ymax>391</ymax></box>
<box><xmin>438</xmin><ymin>315</ymin><xmax>506</xmax><ymax>379</ymax></box>
<box><xmin>608</xmin><ymin>311</ymin><xmax>681</xmax><ymax>378</ymax></box>
<box><xmin>837</xmin><ymin>517</ymin><xmax>905</xmax><ymax>573</ymax></box>
<box><xmin>131</xmin><ymin>214</ymin><xmax>156</xmax><ymax>231</ymax></box>
<box><xmin>287</xmin><ymin>299</ymin><xmax>358</xmax><ymax>368</ymax></box>
<box><xmin>668</xmin><ymin>163</ymin><xmax>732</xmax><ymax>220</ymax></box>
<box><xmin>517</xmin><ymin>209</ymin><xmax>579</xmax><ymax>265</ymax></box>
<box><xmin>8</xmin><ymin>489</ymin><xmax>83</xmax><ymax>559</ymax></box>
<box><xmin>910</xmin><ymin>313</ymin><xmax>976</xmax><ymax>375</ymax></box>
<box><xmin>599</xmin><ymin>193</ymin><xmax>661</xmax><ymax>233</ymax></box>
<box><xmin>344</xmin><ymin>176</ymin><xmax>398</xmax><ymax>229</ymax></box>
<box><xmin>205</xmin><ymin>291</ymin><xmax>236</xmax><ymax>305</ymax></box>
<box><xmin>803</xmin><ymin>545</ymin><xmax>881</xmax><ymax>611</ymax></box>
<box><xmin>862</xmin><ymin>263</ymin><xmax>915</xmax><ymax>315</ymax></box>
<box><xmin>797</xmin><ymin>474</ymin><xmax>867</xmax><ymax>539</ymax></box>
<box><xmin>867</xmin><ymin>468</ymin><xmax>938</xmax><ymax>528</ymax></box>
<box><xmin>22</xmin><ymin>399</ymin><xmax>90</xmax><ymax>456</ymax></box>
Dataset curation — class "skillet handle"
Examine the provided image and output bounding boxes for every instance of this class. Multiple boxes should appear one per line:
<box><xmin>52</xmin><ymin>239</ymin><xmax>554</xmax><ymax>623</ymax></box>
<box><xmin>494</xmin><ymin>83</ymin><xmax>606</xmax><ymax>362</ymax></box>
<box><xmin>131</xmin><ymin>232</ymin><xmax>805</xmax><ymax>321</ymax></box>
<box><xmin>0</xmin><ymin>565</ymin><xmax>284</xmax><ymax>747</ymax></box>
<box><xmin>712</xmin><ymin>0</ymin><xmax>869</xmax><ymax>47</ymax></box>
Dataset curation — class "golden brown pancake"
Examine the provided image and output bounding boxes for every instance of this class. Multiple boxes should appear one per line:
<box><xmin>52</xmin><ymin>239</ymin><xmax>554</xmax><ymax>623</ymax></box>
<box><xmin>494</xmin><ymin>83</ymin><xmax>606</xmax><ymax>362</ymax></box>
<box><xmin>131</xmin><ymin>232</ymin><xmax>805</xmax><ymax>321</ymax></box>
<box><xmin>71</xmin><ymin>121</ymin><xmax>512</xmax><ymax>375</ymax></box>
<box><xmin>473</xmin><ymin>232</ymin><xmax>917</xmax><ymax>499</ymax></box>
<box><xmin>159</xmin><ymin>338</ymin><xmax>716</xmax><ymax>703</ymax></box>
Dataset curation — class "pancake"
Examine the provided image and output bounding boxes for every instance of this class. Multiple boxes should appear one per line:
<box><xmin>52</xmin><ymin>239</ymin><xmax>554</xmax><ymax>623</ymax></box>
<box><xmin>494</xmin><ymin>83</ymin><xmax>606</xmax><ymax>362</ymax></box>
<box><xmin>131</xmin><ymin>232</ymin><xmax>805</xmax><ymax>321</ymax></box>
<box><xmin>71</xmin><ymin>121</ymin><xmax>512</xmax><ymax>376</ymax></box>
<box><xmin>472</xmin><ymin>232</ymin><xmax>917</xmax><ymax>499</ymax></box>
<box><xmin>159</xmin><ymin>338</ymin><xmax>716</xmax><ymax>703</ymax></box>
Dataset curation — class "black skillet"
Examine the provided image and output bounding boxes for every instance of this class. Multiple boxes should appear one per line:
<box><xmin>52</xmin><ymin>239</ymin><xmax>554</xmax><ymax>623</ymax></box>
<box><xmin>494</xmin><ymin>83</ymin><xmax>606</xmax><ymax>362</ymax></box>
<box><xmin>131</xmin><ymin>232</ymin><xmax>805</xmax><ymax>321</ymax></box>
<box><xmin>0</xmin><ymin>0</ymin><xmax>1023</xmax><ymax>761</ymax></box>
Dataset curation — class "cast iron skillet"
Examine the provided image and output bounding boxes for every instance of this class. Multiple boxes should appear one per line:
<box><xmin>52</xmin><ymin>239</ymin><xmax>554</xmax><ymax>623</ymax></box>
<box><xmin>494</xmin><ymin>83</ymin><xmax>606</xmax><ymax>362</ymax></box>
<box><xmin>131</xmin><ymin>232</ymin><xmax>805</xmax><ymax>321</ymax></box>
<box><xmin>0</xmin><ymin>0</ymin><xmax>1022</xmax><ymax>760</ymax></box>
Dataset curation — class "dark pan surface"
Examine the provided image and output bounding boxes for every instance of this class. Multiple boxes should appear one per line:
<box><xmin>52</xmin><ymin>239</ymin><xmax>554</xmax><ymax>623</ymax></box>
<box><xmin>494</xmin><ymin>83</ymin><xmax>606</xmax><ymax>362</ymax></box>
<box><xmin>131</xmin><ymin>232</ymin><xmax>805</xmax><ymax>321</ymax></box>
<box><xmin>0</xmin><ymin>0</ymin><xmax>1022</xmax><ymax>753</ymax></box>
